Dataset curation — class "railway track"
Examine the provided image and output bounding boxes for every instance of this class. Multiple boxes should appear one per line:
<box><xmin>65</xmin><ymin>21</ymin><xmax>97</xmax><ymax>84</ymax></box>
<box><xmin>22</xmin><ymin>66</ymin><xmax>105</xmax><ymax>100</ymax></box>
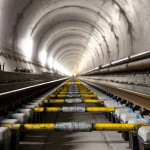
<box><xmin>0</xmin><ymin>78</ymin><xmax>149</xmax><ymax>150</ymax></box>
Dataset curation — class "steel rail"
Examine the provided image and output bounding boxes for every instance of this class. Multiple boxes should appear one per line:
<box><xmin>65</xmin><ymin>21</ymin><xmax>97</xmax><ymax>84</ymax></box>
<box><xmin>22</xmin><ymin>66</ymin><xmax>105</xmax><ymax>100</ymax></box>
<box><xmin>81</xmin><ymin>79</ymin><xmax>150</xmax><ymax>110</ymax></box>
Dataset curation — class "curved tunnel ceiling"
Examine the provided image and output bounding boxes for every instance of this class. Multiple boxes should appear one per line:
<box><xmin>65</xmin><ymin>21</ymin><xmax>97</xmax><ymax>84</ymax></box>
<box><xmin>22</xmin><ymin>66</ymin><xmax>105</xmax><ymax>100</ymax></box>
<box><xmin>0</xmin><ymin>0</ymin><xmax>150</xmax><ymax>75</ymax></box>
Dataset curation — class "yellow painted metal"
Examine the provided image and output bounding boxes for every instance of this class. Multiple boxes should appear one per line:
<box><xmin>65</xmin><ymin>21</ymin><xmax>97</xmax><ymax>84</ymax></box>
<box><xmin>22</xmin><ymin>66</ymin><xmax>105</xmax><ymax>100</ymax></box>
<box><xmin>3</xmin><ymin>123</ymin><xmax>149</xmax><ymax>131</ymax></box>
<box><xmin>43</xmin><ymin>99</ymin><xmax>49</xmax><ymax>103</ymax></box>
<box><xmin>94</xmin><ymin>124</ymin><xmax>150</xmax><ymax>131</ymax></box>
<box><xmin>34</xmin><ymin>107</ymin><xmax>115</xmax><ymax>113</ymax></box>
<box><xmin>2</xmin><ymin>124</ymin><xmax>54</xmax><ymax>131</ymax></box>
<box><xmin>83</xmin><ymin>100</ymin><xmax>102</xmax><ymax>103</ymax></box>
<box><xmin>75</xmin><ymin>82</ymin><xmax>81</xmax><ymax>84</ymax></box>
<box><xmin>50</xmin><ymin>99</ymin><xmax>65</xmax><ymax>103</ymax></box>
<box><xmin>49</xmin><ymin>95</ymin><xmax>56</xmax><ymax>98</ymax></box>
<box><xmin>34</xmin><ymin>108</ymin><xmax>44</xmax><ymax>112</ymax></box>
<box><xmin>46</xmin><ymin>107</ymin><xmax>61</xmax><ymax>112</ymax></box>
<box><xmin>24</xmin><ymin>124</ymin><xmax>55</xmax><ymax>131</ymax></box>
<box><xmin>59</xmin><ymin>92</ymin><xmax>67</xmax><ymax>94</ymax></box>
<box><xmin>49</xmin><ymin>94</ymin><xmax>66</xmax><ymax>98</ymax></box>
<box><xmin>57</xmin><ymin>95</ymin><xmax>66</xmax><ymax>98</ymax></box>
<box><xmin>2</xmin><ymin>124</ymin><xmax>21</xmax><ymax>130</ymax></box>
<box><xmin>76</xmin><ymin>91</ymin><xmax>94</xmax><ymax>94</ymax></box>
<box><xmin>82</xmin><ymin>94</ymin><xmax>97</xmax><ymax>98</ymax></box>
<box><xmin>44</xmin><ymin>99</ymin><xmax>102</xmax><ymax>104</ymax></box>
<box><xmin>82</xmin><ymin>92</ymin><xmax>93</xmax><ymax>94</ymax></box>
<box><xmin>95</xmin><ymin>124</ymin><xmax>135</xmax><ymax>131</ymax></box>
<box><xmin>87</xmin><ymin>107</ymin><xmax>115</xmax><ymax>112</ymax></box>
<box><xmin>134</xmin><ymin>124</ymin><xmax>150</xmax><ymax>130</ymax></box>
<box><xmin>34</xmin><ymin>107</ymin><xmax>61</xmax><ymax>112</ymax></box>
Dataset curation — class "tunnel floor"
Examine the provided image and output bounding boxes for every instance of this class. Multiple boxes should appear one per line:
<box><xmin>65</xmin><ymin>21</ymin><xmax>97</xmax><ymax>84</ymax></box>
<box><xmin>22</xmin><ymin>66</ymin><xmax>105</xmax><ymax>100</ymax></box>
<box><xmin>18</xmin><ymin>102</ymin><xmax>131</xmax><ymax>150</ymax></box>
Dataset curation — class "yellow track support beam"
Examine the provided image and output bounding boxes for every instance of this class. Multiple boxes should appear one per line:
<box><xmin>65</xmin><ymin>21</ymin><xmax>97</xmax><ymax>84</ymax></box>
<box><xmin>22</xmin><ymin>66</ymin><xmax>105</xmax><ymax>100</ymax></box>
<box><xmin>59</xmin><ymin>92</ymin><xmax>68</xmax><ymax>94</ymax></box>
<box><xmin>43</xmin><ymin>99</ymin><xmax>65</xmax><ymax>104</ymax></box>
<box><xmin>34</xmin><ymin>107</ymin><xmax>61</xmax><ymax>112</ymax></box>
<box><xmin>43</xmin><ymin>99</ymin><xmax>49</xmax><ymax>103</ymax></box>
<box><xmin>49</xmin><ymin>95</ymin><xmax>56</xmax><ymax>98</ymax></box>
<box><xmin>94</xmin><ymin>124</ymin><xmax>149</xmax><ymax>131</ymax></box>
<box><xmin>49</xmin><ymin>95</ymin><xmax>66</xmax><ymax>98</ymax></box>
<box><xmin>33</xmin><ymin>107</ymin><xmax>115</xmax><ymax>113</ymax></box>
<box><xmin>47</xmin><ymin>108</ymin><xmax>61</xmax><ymax>112</ymax></box>
<box><xmin>50</xmin><ymin>94</ymin><xmax>97</xmax><ymax>98</ymax></box>
<box><xmin>24</xmin><ymin>124</ymin><xmax>55</xmax><ymax>131</ymax></box>
<box><xmin>58</xmin><ymin>92</ymin><xmax>94</xmax><ymax>94</ymax></box>
<box><xmin>81</xmin><ymin>94</ymin><xmax>97</xmax><ymax>98</ymax></box>
<box><xmin>49</xmin><ymin>99</ymin><xmax>65</xmax><ymax>103</ymax></box>
<box><xmin>83</xmin><ymin>100</ymin><xmax>103</xmax><ymax>103</ymax></box>
<box><xmin>2</xmin><ymin>124</ymin><xmax>21</xmax><ymax>130</ymax></box>
<box><xmin>87</xmin><ymin>107</ymin><xmax>115</xmax><ymax>112</ymax></box>
<box><xmin>2</xmin><ymin>123</ymin><xmax>149</xmax><ymax>131</ymax></box>
<box><xmin>43</xmin><ymin>99</ymin><xmax>103</xmax><ymax>104</ymax></box>
<box><xmin>56</xmin><ymin>95</ymin><xmax>66</xmax><ymax>98</ymax></box>
<box><xmin>3</xmin><ymin>124</ymin><xmax>55</xmax><ymax>131</ymax></box>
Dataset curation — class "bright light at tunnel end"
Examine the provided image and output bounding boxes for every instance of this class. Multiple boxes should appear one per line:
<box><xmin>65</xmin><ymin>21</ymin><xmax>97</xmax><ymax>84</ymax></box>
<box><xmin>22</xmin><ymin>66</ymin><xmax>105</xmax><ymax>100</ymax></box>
<box><xmin>53</xmin><ymin>61</ymin><xmax>72</xmax><ymax>76</ymax></box>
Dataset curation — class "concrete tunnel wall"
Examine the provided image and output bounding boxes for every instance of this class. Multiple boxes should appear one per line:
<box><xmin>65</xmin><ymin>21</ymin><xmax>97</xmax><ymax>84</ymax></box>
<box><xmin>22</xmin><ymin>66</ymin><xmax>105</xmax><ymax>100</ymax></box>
<box><xmin>0</xmin><ymin>0</ymin><xmax>150</xmax><ymax>75</ymax></box>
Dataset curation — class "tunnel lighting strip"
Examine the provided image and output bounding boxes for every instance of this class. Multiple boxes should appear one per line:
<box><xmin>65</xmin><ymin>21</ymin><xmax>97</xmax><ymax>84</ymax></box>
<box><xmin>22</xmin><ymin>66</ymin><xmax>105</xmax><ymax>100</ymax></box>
<box><xmin>2</xmin><ymin>123</ymin><xmax>149</xmax><ymax>132</ymax></box>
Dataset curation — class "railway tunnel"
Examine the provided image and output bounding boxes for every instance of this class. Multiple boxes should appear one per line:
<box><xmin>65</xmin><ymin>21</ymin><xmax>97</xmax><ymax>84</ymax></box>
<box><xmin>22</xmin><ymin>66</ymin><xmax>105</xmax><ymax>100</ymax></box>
<box><xmin>0</xmin><ymin>0</ymin><xmax>150</xmax><ymax>150</ymax></box>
